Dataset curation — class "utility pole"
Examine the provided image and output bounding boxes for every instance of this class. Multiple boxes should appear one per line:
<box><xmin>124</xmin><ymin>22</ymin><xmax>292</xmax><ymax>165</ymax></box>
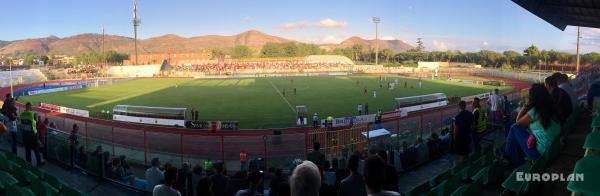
<box><xmin>133</xmin><ymin>0</ymin><xmax>140</xmax><ymax>65</ymax></box>
<box><xmin>9</xmin><ymin>63</ymin><xmax>13</xmax><ymax>96</ymax></box>
<box><xmin>576</xmin><ymin>26</ymin><xmax>581</xmax><ymax>74</ymax></box>
<box><xmin>372</xmin><ymin>17</ymin><xmax>380</xmax><ymax>65</ymax></box>
<box><xmin>102</xmin><ymin>27</ymin><xmax>106</xmax><ymax>65</ymax></box>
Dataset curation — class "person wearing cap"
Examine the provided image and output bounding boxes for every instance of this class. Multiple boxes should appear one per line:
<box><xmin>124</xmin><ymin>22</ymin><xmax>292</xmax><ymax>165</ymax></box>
<box><xmin>146</xmin><ymin>158</ymin><xmax>164</xmax><ymax>192</ymax></box>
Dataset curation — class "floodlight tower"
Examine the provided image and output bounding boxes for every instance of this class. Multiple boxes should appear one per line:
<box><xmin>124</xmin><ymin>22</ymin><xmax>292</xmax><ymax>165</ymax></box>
<box><xmin>133</xmin><ymin>0</ymin><xmax>140</xmax><ymax>65</ymax></box>
<box><xmin>372</xmin><ymin>17</ymin><xmax>380</xmax><ymax>65</ymax></box>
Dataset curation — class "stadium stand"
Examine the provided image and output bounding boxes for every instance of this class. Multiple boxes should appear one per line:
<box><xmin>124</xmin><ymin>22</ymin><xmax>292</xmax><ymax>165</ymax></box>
<box><xmin>0</xmin><ymin>70</ymin><xmax>47</xmax><ymax>88</ymax></box>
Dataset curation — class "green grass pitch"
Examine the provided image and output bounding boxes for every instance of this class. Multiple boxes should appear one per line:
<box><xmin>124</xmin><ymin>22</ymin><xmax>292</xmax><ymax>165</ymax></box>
<box><xmin>20</xmin><ymin>75</ymin><xmax>511</xmax><ymax>129</ymax></box>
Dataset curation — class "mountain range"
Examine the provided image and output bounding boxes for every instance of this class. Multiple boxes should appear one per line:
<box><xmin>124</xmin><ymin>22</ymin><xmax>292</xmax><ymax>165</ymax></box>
<box><xmin>0</xmin><ymin>30</ymin><xmax>413</xmax><ymax>57</ymax></box>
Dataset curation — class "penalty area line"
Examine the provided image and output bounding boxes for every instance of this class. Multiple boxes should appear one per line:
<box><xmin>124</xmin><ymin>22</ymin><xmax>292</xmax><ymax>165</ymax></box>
<box><xmin>267</xmin><ymin>80</ymin><xmax>296</xmax><ymax>113</ymax></box>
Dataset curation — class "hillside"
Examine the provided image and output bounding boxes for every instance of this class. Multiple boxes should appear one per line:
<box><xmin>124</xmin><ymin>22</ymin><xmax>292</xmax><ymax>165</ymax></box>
<box><xmin>0</xmin><ymin>30</ymin><xmax>412</xmax><ymax>56</ymax></box>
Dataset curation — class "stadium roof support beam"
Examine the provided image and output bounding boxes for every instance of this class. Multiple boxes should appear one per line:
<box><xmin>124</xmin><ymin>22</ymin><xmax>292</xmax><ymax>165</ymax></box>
<box><xmin>512</xmin><ymin>0</ymin><xmax>600</xmax><ymax>30</ymax></box>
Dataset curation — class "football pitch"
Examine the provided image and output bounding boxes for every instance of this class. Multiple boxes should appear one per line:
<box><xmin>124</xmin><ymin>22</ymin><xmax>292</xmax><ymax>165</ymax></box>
<box><xmin>20</xmin><ymin>75</ymin><xmax>512</xmax><ymax>128</ymax></box>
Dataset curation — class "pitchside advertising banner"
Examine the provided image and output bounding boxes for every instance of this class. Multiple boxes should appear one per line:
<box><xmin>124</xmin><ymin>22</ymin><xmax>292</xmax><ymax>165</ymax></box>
<box><xmin>40</xmin><ymin>103</ymin><xmax>90</xmax><ymax>118</ymax></box>
<box><xmin>321</xmin><ymin>114</ymin><xmax>377</xmax><ymax>127</ymax></box>
<box><xmin>185</xmin><ymin>121</ymin><xmax>239</xmax><ymax>131</ymax></box>
<box><xmin>27</xmin><ymin>85</ymin><xmax>84</xmax><ymax>96</ymax></box>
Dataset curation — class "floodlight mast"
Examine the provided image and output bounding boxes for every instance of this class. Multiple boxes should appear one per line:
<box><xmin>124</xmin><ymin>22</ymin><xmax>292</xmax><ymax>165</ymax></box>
<box><xmin>133</xmin><ymin>0</ymin><xmax>140</xmax><ymax>65</ymax></box>
<box><xmin>372</xmin><ymin>17</ymin><xmax>381</xmax><ymax>65</ymax></box>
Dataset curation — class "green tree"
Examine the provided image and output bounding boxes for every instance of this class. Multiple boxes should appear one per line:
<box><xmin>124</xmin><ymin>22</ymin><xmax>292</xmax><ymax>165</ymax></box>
<box><xmin>210</xmin><ymin>49</ymin><xmax>225</xmax><ymax>59</ymax></box>
<box><xmin>523</xmin><ymin>45</ymin><xmax>540</xmax><ymax>57</ymax></box>
<box><xmin>260</xmin><ymin>42</ymin><xmax>282</xmax><ymax>57</ymax></box>
<box><xmin>503</xmin><ymin>50</ymin><xmax>520</xmax><ymax>65</ymax></box>
<box><xmin>381</xmin><ymin>48</ymin><xmax>395</xmax><ymax>63</ymax></box>
<box><xmin>416</xmin><ymin>38</ymin><xmax>425</xmax><ymax>52</ymax></box>
<box><xmin>351</xmin><ymin>44</ymin><xmax>364</xmax><ymax>61</ymax></box>
<box><xmin>232</xmin><ymin>45</ymin><xmax>252</xmax><ymax>58</ymax></box>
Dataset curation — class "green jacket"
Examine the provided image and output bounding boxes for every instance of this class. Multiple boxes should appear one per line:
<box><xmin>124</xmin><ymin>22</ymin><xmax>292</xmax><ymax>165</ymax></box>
<box><xmin>19</xmin><ymin>110</ymin><xmax>37</xmax><ymax>134</ymax></box>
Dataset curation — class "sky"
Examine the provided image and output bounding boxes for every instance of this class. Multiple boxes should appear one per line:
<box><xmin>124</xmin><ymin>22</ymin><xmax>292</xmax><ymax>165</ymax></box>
<box><xmin>0</xmin><ymin>0</ymin><xmax>598</xmax><ymax>53</ymax></box>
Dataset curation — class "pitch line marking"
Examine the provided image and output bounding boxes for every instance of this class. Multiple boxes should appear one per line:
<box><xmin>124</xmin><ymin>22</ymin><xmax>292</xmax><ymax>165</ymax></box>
<box><xmin>267</xmin><ymin>80</ymin><xmax>296</xmax><ymax>113</ymax></box>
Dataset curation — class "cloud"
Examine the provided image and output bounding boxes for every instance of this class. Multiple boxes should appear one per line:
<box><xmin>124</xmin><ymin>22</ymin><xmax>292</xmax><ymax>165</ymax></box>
<box><xmin>301</xmin><ymin>34</ymin><xmax>347</xmax><ymax>44</ymax></box>
<box><xmin>243</xmin><ymin>16</ymin><xmax>254</xmax><ymax>23</ymax></box>
<box><xmin>277</xmin><ymin>18</ymin><xmax>349</xmax><ymax>30</ymax></box>
<box><xmin>482</xmin><ymin>41</ymin><xmax>489</xmax><ymax>46</ymax></box>
<box><xmin>432</xmin><ymin>40</ymin><xmax>449</xmax><ymax>51</ymax></box>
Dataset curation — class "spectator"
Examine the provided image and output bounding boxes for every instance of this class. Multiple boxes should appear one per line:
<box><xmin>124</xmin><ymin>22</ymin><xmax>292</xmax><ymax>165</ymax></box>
<box><xmin>588</xmin><ymin>80</ymin><xmax>600</xmax><ymax>109</ymax></box>
<box><xmin>20</xmin><ymin>102</ymin><xmax>43</xmax><ymax>166</ymax></box>
<box><xmin>503</xmin><ymin>84</ymin><xmax>560</xmax><ymax>167</ymax></box>
<box><xmin>427</xmin><ymin>133</ymin><xmax>441</xmax><ymax>158</ymax></box>
<box><xmin>235</xmin><ymin>170</ymin><xmax>263</xmax><ymax>196</ymax></box>
<box><xmin>153</xmin><ymin>167</ymin><xmax>181</xmax><ymax>196</ymax></box>
<box><xmin>209</xmin><ymin>162</ymin><xmax>229</xmax><ymax>196</ymax></box>
<box><xmin>76</xmin><ymin>146</ymin><xmax>87</xmax><ymax>168</ymax></box>
<box><xmin>322</xmin><ymin>160</ymin><xmax>335</xmax><ymax>186</ymax></box>
<box><xmin>453</xmin><ymin>101</ymin><xmax>473</xmax><ymax>161</ymax></box>
<box><xmin>307</xmin><ymin>142</ymin><xmax>326</xmax><ymax>167</ymax></box>
<box><xmin>1</xmin><ymin>95</ymin><xmax>18</xmax><ymax>154</ymax></box>
<box><xmin>414</xmin><ymin>137</ymin><xmax>429</xmax><ymax>164</ymax></box>
<box><xmin>363</xmin><ymin>155</ymin><xmax>400</xmax><ymax>196</ymax></box>
<box><xmin>69</xmin><ymin>124</ymin><xmax>80</xmax><ymax>167</ymax></box>
<box><xmin>472</xmin><ymin>97</ymin><xmax>486</xmax><ymax>152</ymax></box>
<box><xmin>339</xmin><ymin>154</ymin><xmax>367</xmax><ymax>196</ymax></box>
<box><xmin>227</xmin><ymin>171</ymin><xmax>248</xmax><ymax>196</ymax></box>
<box><xmin>319</xmin><ymin>163</ymin><xmax>336</xmax><ymax>196</ymax></box>
<box><xmin>190</xmin><ymin>165</ymin><xmax>203</xmax><ymax>196</ymax></box>
<box><xmin>37</xmin><ymin>118</ymin><xmax>49</xmax><ymax>159</ymax></box>
<box><xmin>175</xmin><ymin>162</ymin><xmax>191</xmax><ymax>196</ymax></box>
<box><xmin>487</xmin><ymin>89</ymin><xmax>503</xmax><ymax>130</ymax></box>
<box><xmin>377</xmin><ymin>151</ymin><xmax>399</xmax><ymax>192</ymax></box>
<box><xmin>331</xmin><ymin>158</ymin><xmax>347</xmax><ymax>191</ymax></box>
<box><xmin>552</xmin><ymin>72</ymin><xmax>577</xmax><ymax>109</ymax></box>
<box><xmin>399</xmin><ymin>142</ymin><xmax>416</xmax><ymax>169</ymax></box>
<box><xmin>146</xmin><ymin>158</ymin><xmax>164</xmax><ymax>192</ymax></box>
<box><xmin>196</xmin><ymin>168</ymin><xmax>212</xmax><ymax>196</ymax></box>
<box><xmin>269</xmin><ymin>169</ymin><xmax>285</xmax><ymax>196</ymax></box>
<box><xmin>290</xmin><ymin>161</ymin><xmax>321</xmax><ymax>196</ymax></box>
<box><xmin>545</xmin><ymin>76</ymin><xmax>572</xmax><ymax>124</ymax></box>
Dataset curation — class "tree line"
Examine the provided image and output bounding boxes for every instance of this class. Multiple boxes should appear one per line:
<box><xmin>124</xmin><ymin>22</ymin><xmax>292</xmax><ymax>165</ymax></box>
<box><xmin>227</xmin><ymin>40</ymin><xmax>600</xmax><ymax>69</ymax></box>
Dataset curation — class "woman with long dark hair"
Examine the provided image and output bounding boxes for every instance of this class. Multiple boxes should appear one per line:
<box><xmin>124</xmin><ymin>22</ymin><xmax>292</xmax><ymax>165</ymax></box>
<box><xmin>503</xmin><ymin>84</ymin><xmax>560</xmax><ymax>166</ymax></box>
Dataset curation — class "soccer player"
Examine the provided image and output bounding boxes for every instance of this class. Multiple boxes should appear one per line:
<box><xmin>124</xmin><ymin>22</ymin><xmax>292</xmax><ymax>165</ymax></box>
<box><xmin>358</xmin><ymin>104</ymin><xmax>363</xmax><ymax>115</ymax></box>
<box><xmin>365</xmin><ymin>103</ymin><xmax>369</xmax><ymax>114</ymax></box>
<box><xmin>312</xmin><ymin>113</ymin><xmax>319</xmax><ymax>128</ymax></box>
<box><xmin>364</xmin><ymin>87</ymin><xmax>368</xmax><ymax>95</ymax></box>
<box><xmin>294</xmin><ymin>87</ymin><xmax>297</xmax><ymax>95</ymax></box>
<box><xmin>373</xmin><ymin>91</ymin><xmax>377</xmax><ymax>98</ymax></box>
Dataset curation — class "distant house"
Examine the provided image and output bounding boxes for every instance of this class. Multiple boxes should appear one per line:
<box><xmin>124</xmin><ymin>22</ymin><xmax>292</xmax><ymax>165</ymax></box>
<box><xmin>52</xmin><ymin>55</ymin><xmax>75</xmax><ymax>65</ymax></box>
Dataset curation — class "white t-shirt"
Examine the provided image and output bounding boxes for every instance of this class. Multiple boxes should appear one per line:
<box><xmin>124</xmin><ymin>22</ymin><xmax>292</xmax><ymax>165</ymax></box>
<box><xmin>152</xmin><ymin>185</ymin><xmax>181</xmax><ymax>196</ymax></box>
<box><xmin>358</xmin><ymin>105</ymin><xmax>363</xmax><ymax>111</ymax></box>
<box><xmin>489</xmin><ymin>94</ymin><xmax>501</xmax><ymax>112</ymax></box>
<box><xmin>145</xmin><ymin>167</ymin><xmax>164</xmax><ymax>192</ymax></box>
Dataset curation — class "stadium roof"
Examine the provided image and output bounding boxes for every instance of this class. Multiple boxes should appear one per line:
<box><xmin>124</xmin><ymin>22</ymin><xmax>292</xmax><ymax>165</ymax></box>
<box><xmin>512</xmin><ymin>0</ymin><xmax>600</xmax><ymax>30</ymax></box>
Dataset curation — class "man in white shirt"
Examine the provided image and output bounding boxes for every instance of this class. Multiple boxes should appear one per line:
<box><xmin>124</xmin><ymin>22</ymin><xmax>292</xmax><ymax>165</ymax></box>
<box><xmin>488</xmin><ymin>89</ymin><xmax>503</xmax><ymax>130</ymax></box>
<box><xmin>153</xmin><ymin>167</ymin><xmax>180</xmax><ymax>196</ymax></box>
<box><xmin>146</xmin><ymin>158</ymin><xmax>164</xmax><ymax>192</ymax></box>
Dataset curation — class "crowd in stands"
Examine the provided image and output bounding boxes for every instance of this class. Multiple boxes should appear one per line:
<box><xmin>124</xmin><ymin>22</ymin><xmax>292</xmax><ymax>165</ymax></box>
<box><xmin>65</xmin><ymin>65</ymin><xmax>102</xmax><ymax>75</ymax></box>
<box><xmin>172</xmin><ymin>62</ymin><xmax>349</xmax><ymax>74</ymax></box>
